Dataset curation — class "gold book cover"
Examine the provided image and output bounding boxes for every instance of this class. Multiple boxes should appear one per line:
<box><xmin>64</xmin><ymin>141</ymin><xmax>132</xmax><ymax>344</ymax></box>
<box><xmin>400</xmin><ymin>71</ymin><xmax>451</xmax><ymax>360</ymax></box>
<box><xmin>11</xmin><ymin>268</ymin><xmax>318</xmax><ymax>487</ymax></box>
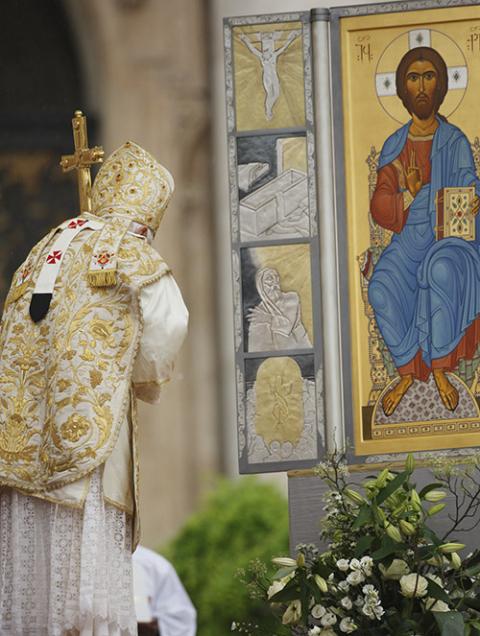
<box><xmin>436</xmin><ymin>186</ymin><xmax>476</xmax><ymax>241</ymax></box>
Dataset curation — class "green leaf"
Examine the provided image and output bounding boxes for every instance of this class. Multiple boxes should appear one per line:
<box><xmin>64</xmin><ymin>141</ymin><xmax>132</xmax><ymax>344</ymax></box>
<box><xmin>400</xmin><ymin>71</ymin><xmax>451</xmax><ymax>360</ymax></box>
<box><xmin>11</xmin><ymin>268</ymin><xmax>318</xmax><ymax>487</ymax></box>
<box><xmin>433</xmin><ymin>611</ymin><xmax>465</xmax><ymax>636</ymax></box>
<box><xmin>375</xmin><ymin>470</ymin><xmax>409</xmax><ymax>505</ymax></box>
<box><xmin>352</xmin><ymin>503</ymin><xmax>373</xmax><ymax>529</ymax></box>
<box><xmin>305</xmin><ymin>578</ymin><xmax>320</xmax><ymax>602</ymax></box>
<box><xmin>354</xmin><ymin>534</ymin><xmax>375</xmax><ymax>557</ymax></box>
<box><xmin>461</xmin><ymin>598</ymin><xmax>480</xmax><ymax>612</ymax></box>
<box><xmin>469</xmin><ymin>619</ymin><xmax>480</xmax><ymax>636</ymax></box>
<box><xmin>427</xmin><ymin>579</ymin><xmax>450</xmax><ymax>604</ymax></box>
<box><xmin>417</xmin><ymin>544</ymin><xmax>437</xmax><ymax>560</ymax></box>
<box><xmin>372</xmin><ymin>535</ymin><xmax>405</xmax><ymax>560</ymax></box>
<box><xmin>465</xmin><ymin>563</ymin><xmax>480</xmax><ymax>578</ymax></box>
<box><xmin>300</xmin><ymin>579</ymin><xmax>309</xmax><ymax>622</ymax></box>
<box><xmin>422</xmin><ymin>526</ymin><xmax>442</xmax><ymax>546</ymax></box>
<box><xmin>312</xmin><ymin>562</ymin><xmax>330</xmax><ymax>579</ymax></box>
<box><xmin>269</xmin><ymin>579</ymin><xmax>300</xmax><ymax>603</ymax></box>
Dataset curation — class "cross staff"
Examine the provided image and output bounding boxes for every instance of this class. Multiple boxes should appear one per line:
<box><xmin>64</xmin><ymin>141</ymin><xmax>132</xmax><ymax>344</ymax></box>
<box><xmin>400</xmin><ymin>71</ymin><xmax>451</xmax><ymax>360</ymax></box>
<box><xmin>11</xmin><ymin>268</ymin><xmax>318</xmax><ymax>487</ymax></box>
<box><xmin>60</xmin><ymin>110</ymin><xmax>104</xmax><ymax>213</ymax></box>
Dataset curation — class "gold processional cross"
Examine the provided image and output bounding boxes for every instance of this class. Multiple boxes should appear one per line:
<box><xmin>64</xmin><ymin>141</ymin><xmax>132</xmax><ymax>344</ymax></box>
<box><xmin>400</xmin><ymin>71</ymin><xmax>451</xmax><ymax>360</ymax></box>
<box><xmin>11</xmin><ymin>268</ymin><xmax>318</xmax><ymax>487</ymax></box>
<box><xmin>60</xmin><ymin>110</ymin><xmax>104</xmax><ymax>213</ymax></box>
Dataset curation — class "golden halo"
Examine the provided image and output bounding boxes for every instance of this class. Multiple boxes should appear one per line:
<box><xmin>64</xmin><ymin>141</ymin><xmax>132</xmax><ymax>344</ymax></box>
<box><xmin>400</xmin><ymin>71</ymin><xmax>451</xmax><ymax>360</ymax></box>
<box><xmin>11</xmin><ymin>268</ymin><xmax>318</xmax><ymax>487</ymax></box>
<box><xmin>375</xmin><ymin>28</ymin><xmax>468</xmax><ymax>124</ymax></box>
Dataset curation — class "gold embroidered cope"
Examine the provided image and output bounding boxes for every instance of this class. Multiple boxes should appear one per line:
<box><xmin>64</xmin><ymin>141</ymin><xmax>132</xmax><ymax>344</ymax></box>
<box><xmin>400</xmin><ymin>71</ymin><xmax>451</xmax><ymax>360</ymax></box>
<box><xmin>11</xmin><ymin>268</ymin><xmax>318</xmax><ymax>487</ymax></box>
<box><xmin>0</xmin><ymin>229</ymin><xmax>169</xmax><ymax>493</ymax></box>
<box><xmin>0</xmin><ymin>142</ymin><xmax>173</xmax><ymax>497</ymax></box>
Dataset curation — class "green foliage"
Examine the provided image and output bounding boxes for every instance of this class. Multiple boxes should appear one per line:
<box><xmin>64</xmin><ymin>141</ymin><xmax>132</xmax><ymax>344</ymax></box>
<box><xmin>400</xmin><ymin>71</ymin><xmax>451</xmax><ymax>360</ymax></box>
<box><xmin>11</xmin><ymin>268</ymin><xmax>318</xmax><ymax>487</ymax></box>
<box><xmin>236</xmin><ymin>453</ymin><xmax>480</xmax><ymax>635</ymax></box>
<box><xmin>163</xmin><ymin>477</ymin><xmax>289</xmax><ymax>636</ymax></box>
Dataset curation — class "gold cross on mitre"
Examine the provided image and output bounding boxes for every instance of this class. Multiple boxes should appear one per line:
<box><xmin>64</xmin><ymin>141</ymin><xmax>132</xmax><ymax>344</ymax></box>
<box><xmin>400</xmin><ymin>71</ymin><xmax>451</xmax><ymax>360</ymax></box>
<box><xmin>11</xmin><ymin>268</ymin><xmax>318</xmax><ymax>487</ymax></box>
<box><xmin>60</xmin><ymin>110</ymin><xmax>104</xmax><ymax>213</ymax></box>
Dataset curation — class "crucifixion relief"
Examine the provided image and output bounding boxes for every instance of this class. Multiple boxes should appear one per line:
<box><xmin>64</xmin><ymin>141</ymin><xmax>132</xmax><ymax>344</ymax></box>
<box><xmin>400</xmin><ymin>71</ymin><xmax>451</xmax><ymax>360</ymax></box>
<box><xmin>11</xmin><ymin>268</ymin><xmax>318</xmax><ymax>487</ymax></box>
<box><xmin>239</xmin><ymin>29</ymin><xmax>301</xmax><ymax>120</ymax></box>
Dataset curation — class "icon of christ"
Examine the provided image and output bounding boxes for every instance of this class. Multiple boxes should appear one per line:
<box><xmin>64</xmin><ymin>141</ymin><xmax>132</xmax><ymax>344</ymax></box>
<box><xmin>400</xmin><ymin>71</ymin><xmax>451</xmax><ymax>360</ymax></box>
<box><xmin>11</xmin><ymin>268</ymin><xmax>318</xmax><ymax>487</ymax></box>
<box><xmin>368</xmin><ymin>46</ymin><xmax>480</xmax><ymax>416</ymax></box>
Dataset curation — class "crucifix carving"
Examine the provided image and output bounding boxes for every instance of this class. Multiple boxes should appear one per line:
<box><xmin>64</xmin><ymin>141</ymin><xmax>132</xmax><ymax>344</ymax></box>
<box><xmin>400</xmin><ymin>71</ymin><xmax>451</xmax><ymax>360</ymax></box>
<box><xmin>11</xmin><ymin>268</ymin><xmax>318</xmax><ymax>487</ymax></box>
<box><xmin>60</xmin><ymin>110</ymin><xmax>104</xmax><ymax>213</ymax></box>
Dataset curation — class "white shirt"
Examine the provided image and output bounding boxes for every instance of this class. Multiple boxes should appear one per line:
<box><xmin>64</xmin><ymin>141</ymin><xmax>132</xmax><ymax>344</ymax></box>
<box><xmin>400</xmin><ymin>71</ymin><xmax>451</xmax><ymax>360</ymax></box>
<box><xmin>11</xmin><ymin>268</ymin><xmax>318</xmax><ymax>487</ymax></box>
<box><xmin>133</xmin><ymin>545</ymin><xmax>197</xmax><ymax>636</ymax></box>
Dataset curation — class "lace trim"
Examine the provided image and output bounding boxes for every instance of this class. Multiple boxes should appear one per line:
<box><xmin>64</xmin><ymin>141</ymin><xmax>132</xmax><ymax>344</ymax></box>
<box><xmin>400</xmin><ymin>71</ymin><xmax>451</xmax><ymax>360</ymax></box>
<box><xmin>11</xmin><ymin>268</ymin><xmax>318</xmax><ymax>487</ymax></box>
<box><xmin>0</xmin><ymin>469</ymin><xmax>136</xmax><ymax>635</ymax></box>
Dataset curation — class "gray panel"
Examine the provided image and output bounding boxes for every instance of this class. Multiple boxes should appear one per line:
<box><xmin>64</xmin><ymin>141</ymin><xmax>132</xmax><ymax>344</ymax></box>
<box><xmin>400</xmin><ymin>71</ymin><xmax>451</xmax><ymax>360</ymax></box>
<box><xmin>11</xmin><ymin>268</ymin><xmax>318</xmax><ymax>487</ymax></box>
<box><xmin>330</xmin><ymin>0</ymin><xmax>480</xmax><ymax>20</ymax></box>
<box><xmin>224</xmin><ymin>12</ymin><xmax>326</xmax><ymax>474</ymax></box>
<box><xmin>288</xmin><ymin>467</ymin><xmax>479</xmax><ymax>554</ymax></box>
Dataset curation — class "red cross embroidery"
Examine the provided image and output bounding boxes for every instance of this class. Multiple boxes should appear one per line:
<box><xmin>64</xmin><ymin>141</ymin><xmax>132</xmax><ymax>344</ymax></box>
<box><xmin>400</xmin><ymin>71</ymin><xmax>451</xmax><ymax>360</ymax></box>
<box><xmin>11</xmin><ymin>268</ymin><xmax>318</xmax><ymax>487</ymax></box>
<box><xmin>46</xmin><ymin>251</ymin><xmax>62</xmax><ymax>264</ymax></box>
<box><xmin>67</xmin><ymin>218</ymin><xmax>87</xmax><ymax>229</ymax></box>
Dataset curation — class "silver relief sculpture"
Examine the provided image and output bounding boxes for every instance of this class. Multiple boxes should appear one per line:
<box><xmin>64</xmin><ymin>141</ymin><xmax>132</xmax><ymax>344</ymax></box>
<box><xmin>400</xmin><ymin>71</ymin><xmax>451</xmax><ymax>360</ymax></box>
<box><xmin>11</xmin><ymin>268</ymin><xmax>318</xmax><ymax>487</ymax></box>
<box><xmin>237</xmin><ymin>162</ymin><xmax>270</xmax><ymax>192</ymax></box>
<box><xmin>248</xmin><ymin>267</ymin><xmax>311</xmax><ymax>352</ymax></box>
<box><xmin>239</xmin><ymin>29</ymin><xmax>301</xmax><ymax>121</ymax></box>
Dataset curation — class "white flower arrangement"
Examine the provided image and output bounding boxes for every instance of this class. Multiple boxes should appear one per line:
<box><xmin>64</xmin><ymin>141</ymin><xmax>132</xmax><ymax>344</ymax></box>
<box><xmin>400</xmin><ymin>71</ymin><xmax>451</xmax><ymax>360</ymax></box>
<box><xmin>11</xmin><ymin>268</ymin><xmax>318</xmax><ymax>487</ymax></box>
<box><xmin>234</xmin><ymin>453</ymin><xmax>480</xmax><ymax>635</ymax></box>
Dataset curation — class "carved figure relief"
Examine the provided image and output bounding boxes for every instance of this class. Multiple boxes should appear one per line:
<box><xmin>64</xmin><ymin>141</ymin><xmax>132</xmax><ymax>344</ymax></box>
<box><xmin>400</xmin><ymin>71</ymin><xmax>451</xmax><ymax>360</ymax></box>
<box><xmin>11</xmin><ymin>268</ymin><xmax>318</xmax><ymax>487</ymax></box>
<box><xmin>233</xmin><ymin>22</ymin><xmax>306</xmax><ymax>131</ymax></box>
<box><xmin>248</xmin><ymin>267</ymin><xmax>311</xmax><ymax>352</ymax></box>
<box><xmin>241</xmin><ymin>243</ymin><xmax>313</xmax><ymax>353</ymax></box>
<box><xmin>239</xmin><ymin>29</ymin><xmax>301</xmax><ymax>121</ymax></box>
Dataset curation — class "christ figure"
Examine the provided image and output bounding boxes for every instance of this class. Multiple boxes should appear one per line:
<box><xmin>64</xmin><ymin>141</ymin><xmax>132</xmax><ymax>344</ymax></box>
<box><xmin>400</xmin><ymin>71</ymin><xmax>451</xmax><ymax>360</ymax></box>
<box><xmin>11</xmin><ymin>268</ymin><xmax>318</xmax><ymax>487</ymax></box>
<box><xmin>239</xmin><ymin>29</ymin><xmax>301</xmax><ymax>120</ymax></box>
<box><xmin>369</xmin><ymin>46</ymin><xmax>480</xmax><ymax>416</ymax></box>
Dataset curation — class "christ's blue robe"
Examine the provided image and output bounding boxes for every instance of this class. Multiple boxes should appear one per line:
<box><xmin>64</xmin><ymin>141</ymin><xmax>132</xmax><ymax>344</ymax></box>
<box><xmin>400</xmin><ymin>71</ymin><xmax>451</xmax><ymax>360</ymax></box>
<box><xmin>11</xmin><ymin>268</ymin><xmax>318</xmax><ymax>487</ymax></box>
<box><xmin>368</xmin><ymin>117</ymin><xmax>480</xmax><ymax>372</ymax></box>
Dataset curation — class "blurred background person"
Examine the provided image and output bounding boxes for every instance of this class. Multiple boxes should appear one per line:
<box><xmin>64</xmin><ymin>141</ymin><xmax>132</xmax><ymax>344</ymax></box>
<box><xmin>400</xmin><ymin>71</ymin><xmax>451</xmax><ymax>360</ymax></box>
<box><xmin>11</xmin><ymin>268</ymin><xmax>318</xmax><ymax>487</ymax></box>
<box><xmin>133</xmin><ymin>545</ymin><xmax>197</xmax><ymax>636</ymax></box>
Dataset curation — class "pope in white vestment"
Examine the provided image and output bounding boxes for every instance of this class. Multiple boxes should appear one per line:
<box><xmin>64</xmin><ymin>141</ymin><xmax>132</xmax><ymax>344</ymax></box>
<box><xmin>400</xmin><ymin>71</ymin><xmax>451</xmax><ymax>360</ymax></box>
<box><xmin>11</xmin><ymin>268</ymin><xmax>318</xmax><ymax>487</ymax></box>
<box><xmin>0</xmin><ymin>142</ymin><xmax>188</xmax><ymax>636</ymax></box>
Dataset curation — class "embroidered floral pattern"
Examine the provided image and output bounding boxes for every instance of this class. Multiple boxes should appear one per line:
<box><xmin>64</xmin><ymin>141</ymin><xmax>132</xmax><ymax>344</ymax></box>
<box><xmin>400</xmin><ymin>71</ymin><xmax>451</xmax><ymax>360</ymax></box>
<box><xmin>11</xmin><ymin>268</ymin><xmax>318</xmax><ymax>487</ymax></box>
<box><xmin>57</xmin><ymin>379</ymin><xmax>71</xmax><ymax>392</ymax></box>
<box><xmin>0</xmin><ymin>225</ymin><xmax>169</xmax><ymax>492</ymax></box>
<box><xmin>19</xmin><ymin>266</ymin><xmax>32</xmax><ymax>283</ymax></box>
<box><xmin>61</xmin><ymin>414</ymin><xmax>90</xmax><ymax>443</ymax></box>
<box><xmin>91</xmin><ymin>142</ymin><xmax>174</xmax><ymax>233</ymax></box>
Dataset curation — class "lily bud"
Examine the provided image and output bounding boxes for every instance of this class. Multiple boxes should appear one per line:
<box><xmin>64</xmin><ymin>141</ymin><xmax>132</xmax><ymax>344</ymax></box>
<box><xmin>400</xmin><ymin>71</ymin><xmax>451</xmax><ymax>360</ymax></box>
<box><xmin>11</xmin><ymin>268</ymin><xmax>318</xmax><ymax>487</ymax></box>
<box><xmin>451</xmin><ymin>552</ymin><xmax>462</xmax><ymax>569</ymax></box>
<box><xmin>314</xmin><ymin>574</ymin><xmax>328</xmax><ymax>593</ymax></box>
<box><xmin>425</xmin><ymin>554</ymin><xmax>448</xmax><ymax>567</ymax></box>
<box><xmin>385</xmin><ymin>523</ymin><xmax>403</xmax><ymax>543</ymax></box>
<box><xmin>427</xmin><ymin>503</ymin><xmax>446</xmax><ymax>516</ymax></box>
<box><xmin>392</xmin><ymin>502</ymin><xmax>408</xmax><ymax>518</ymax></box>
<box><xmin>405</xmin><ymin>453</ymin><xmax>415</xmax><ymax>473</ymax></box>
<box><xmin>399</xmin><ymin>520</ymin><xmax>416</xmax><ymax>536</ymax></box>
<box><xmin>410</xmin><ymin>490</ymin><xmax>422</xmax><ymax>507</ymax></box>
<box><xmin>374</xmin><ymin>507</ymin><xmax>387</xmax><ymax>524</ymax></box>
<box><xmin>439</xmin><ymin>543</ymin><xmax>466</xmax><ymax>554</ymax></box>
<box><xmin>424</xmin><ymin>490</ymin><xmax>447</xmax><ymax>502</ymax></box>
<box><xmin>376</xmin><ymin>468</ymin><xmax>389</xmax><ymax>487</ymax></box>
<box><xmin>344</xmin><ymin>488</ymin><xmax>365</xmax><ymax>505</ymax></box>
<box><xmin>272</xmin><ymin>557</ymin><xmax>297</xmax><ymax>567</ymax></box>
